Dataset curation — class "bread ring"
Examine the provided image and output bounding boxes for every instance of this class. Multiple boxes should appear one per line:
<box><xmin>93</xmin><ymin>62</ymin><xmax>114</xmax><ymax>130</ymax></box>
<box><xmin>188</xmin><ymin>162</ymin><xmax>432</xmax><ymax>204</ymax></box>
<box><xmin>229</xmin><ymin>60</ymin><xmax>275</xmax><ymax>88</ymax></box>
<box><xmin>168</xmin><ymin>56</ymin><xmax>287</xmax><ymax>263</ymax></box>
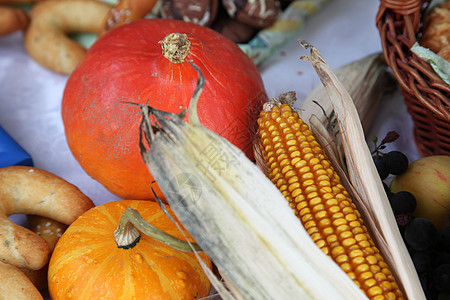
<box><xmin>27</xmin><ymin>215</ymin><xmax>68</xmax><ymax>252</ymax></box>
<box><xmin>0</xmin><ymin>216</ymin><xmax>49</xmax><ymax>271</ymax></box>
<box><xmin>20</xmin><ymin>216</ymin><xmax>68</xmax><ymax>291</ymax></box>
<box><xmin>24</xmin><ymin>0</ymin><xmax>112</xmax><ymax>75</ymax></box>
<box><xmin>0</xmin><ymin>6</ymin><xmax>29</xmax><ymax>36</ymax></box>
<box><xmin>0</xmin><ymin>262</ymin><xmax>42</xmax><ymax>300</ymax></box>
<box><xmin>0</xmin><ymin>166</ymin><xmax>94</xmax><ymax>270</ymax></box>
<box><xmin>102</xmin><ymin>0</ymin><xmax>158</xmax><ymax>34</ymax></box>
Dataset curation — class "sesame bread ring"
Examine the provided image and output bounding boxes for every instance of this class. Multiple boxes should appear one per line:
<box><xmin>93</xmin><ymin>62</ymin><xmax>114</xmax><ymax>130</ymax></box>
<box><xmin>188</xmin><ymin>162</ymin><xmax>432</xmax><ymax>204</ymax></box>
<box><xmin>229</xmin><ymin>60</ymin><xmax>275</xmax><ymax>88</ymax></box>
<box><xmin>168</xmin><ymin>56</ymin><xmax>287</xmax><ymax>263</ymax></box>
<box><xmin>20</xmin><ymin>216</ymin><xmax>68</xmax><ymax>291</ymax></box>
<box><xmin>0</xmin><ymin>6</ymin><xmax>29</xmax><ymax>36</ymax></box>
<box><xmin>27</xmin><ymin>215</ymin><xmax>68</xmax><ymax>253</ymax></box>
<box><xmin>0</xmin><ymin>262</ymin><xmax>42</xmax><ymax>300</ymax></box>
<box><xmin>24</xmin><ymin>0</ymin><xmax>111</xmax><ymax>75</ymax></box>
<box><xmin>0</xmin><ymin>166</ymin><xmax>94</xmax><ymax>270</ymax></box>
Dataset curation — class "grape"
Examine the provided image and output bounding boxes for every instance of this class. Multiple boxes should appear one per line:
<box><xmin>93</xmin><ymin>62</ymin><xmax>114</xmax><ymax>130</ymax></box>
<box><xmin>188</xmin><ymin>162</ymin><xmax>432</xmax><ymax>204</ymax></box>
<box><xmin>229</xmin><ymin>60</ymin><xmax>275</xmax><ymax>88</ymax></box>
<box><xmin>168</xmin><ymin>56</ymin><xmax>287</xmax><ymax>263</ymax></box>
<box><xmin>373</xmin><ymin>156</ymin><xmax>388</xmax><ymax>180</ymax></box>
<box><xmin>404</xmin><ymin>218</ymin><xmax>439</xmax><ymax>251</ymax></box>
<box><xmin>413</xmin><ymin>250</ymin><xmax>432</xmax><ymax>273</ymax></box>
<box><xmin>432</xmin><ymin>264</ymin><xmax>450</xmax><ymax>293</ymax></box>
<box><xmin>432</xmin><ymin>251</ymin><xmax>450</xmax><ymax>269</ymax></box>
<box><xmin>439</xmin><ymin>226</ymin><xmax>450</xmax><ymax>252</ymax></box>
<box><xmin>384</xmin><ymin>151</ymin><xmax>409</xmax><ymax>175</ymax></box>
<box><xmin>389</xmin><ymin>191</ymin><xmax>417</xmax><ymax>214</ymax></box>
<box><xmin>436</xmin><ymin>292</ymin><xmax>450</xmax><ymax>300</ymax></box>
<box><xmin>396</xmin><ymin>213</ymin><xmax>411</xmax><ymax>227</ymax></box>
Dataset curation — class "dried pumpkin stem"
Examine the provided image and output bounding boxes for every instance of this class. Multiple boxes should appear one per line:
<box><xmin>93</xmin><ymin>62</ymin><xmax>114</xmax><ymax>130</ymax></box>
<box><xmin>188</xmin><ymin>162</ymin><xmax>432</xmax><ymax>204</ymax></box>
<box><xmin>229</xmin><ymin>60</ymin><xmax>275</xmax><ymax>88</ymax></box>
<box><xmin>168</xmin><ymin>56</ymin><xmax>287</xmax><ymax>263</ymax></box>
<box><xmin>160</xmin><ymin>32</ymin><xmax>191</xmax><ymax>63</ymax></box>
<box><xmin>114</xmin><ymin>207</ymin><xmax>202</xmax><ymax>252</ymax></box>
<box><xmin>186</xmin><ymin>60</ymin><xmax>205</xmax><ymax>126</ymax></box>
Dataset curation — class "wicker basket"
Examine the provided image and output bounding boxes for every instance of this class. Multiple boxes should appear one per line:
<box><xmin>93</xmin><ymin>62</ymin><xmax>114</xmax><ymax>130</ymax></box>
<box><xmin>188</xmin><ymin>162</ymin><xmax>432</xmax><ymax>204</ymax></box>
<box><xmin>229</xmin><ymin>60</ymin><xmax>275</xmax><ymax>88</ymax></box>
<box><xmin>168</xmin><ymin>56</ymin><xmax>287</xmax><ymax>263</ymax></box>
<box><xmin>376</xmin><ymin>0</ymin><xmax>450</xmax><ymax>157</ymax></box>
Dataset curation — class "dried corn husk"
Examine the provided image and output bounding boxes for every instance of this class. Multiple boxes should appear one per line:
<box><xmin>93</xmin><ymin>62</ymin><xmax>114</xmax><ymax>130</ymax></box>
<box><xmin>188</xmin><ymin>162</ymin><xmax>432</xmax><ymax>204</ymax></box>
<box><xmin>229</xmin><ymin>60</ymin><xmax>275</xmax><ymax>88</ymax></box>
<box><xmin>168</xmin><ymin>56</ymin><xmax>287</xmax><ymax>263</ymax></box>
<box><xmin>298</xmin><ymin>41</ymin><xmax>425</xmax><ymax>299</ymax></box>
<box><xmin>300</xmin><ymin>51</ymin><xmax>395</xmax><ymax>138</ymax></box>
<box><xmin>138</xmin><ymin>62</ymin><xmax>367</xmax><ymax>299</ymax></box>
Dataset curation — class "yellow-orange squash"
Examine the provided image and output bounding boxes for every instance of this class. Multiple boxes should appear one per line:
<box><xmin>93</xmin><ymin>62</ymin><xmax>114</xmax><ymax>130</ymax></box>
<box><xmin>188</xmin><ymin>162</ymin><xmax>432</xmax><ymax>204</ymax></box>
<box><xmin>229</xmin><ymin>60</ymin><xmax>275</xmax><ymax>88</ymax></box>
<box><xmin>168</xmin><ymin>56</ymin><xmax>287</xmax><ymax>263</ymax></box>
<box><xmin>48</xmin><ymin>200</ymin><xmax>212</xmax><ymax>299</ymax></box>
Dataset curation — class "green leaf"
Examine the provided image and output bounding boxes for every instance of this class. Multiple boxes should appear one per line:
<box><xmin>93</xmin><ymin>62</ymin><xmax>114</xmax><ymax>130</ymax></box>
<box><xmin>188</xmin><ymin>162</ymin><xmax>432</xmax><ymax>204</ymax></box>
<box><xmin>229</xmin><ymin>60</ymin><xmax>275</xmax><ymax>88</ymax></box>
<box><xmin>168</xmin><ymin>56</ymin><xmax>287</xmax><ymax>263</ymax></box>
<box><xmin>411</xmin><ymin>42</ymin><xmax>450</xmax><ymax>85</ymax></box>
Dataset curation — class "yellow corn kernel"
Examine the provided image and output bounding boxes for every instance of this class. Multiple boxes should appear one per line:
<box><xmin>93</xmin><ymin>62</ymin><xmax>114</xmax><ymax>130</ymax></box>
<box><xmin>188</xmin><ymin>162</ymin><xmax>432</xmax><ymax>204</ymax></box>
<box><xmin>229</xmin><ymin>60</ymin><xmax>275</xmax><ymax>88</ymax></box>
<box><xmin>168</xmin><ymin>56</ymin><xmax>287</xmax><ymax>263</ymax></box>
<box><xmin>257</xmin><ymin>103</ymin><xmax>404</xmax><ymax>300</ymax></box>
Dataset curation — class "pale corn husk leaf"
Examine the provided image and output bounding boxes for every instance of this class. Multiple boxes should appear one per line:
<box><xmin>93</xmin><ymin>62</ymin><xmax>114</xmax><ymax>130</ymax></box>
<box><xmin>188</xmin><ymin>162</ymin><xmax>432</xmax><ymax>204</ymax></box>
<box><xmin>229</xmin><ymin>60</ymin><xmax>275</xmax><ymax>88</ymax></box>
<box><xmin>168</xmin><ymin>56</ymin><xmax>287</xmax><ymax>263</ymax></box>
<box><xmin>300</xmin><ymin>51</ymin><xmax>395</xmax><ymax>140</ymax></box>
<box><xmin>299</xmin><ymin>41</ymin><xmax>426</xmax><ymax>300</ymax></box>
<box><xmin>138</xmin><ymin>62</ymin><xmax>367</xmax><ymax>300</ymax></box>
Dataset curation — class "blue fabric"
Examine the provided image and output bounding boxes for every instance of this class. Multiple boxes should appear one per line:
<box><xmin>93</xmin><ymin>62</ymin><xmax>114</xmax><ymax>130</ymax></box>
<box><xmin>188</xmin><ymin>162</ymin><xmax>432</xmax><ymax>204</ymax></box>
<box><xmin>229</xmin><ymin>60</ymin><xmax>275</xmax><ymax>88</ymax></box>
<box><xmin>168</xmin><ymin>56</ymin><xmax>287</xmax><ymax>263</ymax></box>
<box><xmin>0</xmin><ymin>126</ymin><xmax>33</xmax><ymax>167</ymax></box>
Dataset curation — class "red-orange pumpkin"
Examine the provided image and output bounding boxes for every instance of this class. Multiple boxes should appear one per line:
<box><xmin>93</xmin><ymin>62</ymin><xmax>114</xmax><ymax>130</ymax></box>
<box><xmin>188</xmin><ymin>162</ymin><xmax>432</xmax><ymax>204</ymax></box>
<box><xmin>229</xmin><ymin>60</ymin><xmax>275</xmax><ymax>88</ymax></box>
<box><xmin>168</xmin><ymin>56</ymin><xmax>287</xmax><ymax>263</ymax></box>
<box><xmin>61</xmin><ymin>19</ymin><xmax>268</xmax><ymax>200</ymax></box>
<box><xmin>48</xmin><ymin>200</ymin><xmax>212</xmax><ymax>299</ymax></box>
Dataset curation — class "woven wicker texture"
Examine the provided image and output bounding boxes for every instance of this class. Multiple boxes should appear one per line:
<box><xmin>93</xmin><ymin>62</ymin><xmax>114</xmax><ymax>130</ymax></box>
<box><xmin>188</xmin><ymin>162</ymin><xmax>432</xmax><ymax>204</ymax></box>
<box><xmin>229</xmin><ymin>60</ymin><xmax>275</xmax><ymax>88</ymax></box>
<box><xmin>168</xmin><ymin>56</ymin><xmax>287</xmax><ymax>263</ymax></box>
<box><xmin>376</xmin><ymin>0</ymin><xmax>450</xmax><ymax>157</ymax></box>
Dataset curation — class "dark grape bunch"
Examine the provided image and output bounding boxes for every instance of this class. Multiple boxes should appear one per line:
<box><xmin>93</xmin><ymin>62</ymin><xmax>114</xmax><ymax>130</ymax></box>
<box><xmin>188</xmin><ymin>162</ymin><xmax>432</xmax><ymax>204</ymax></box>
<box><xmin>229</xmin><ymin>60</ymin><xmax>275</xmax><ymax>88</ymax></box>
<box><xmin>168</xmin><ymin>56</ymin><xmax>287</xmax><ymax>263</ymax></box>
<box><xmin>370</xmin><ymin>131</ymin><xmax>450</xmax><ymax>300</ymax></box>
<box><xmin>371</xmin><ymin>131</ymin><xmax>409</xmax><ymax>180</ymax></box>
<box><xmin>374</xmin><ymin>150</ymin><xmax>409</xmax><ymax>180</ymax></box>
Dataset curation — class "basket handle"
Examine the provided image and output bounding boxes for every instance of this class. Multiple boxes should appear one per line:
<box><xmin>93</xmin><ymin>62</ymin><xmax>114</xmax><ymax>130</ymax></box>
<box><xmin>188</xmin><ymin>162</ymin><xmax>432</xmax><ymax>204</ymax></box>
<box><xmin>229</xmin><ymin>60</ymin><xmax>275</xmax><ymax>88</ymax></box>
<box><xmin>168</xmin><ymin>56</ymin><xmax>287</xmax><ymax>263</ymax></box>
<box><xmin>379</xmin><ymin>0</ymin><xmax>422</xmax><ymax>14</ymax></box>
<box><xmin>376</xmin><ymin>0</ymin><xmax>425</xmax><ymax>36</ymax></box>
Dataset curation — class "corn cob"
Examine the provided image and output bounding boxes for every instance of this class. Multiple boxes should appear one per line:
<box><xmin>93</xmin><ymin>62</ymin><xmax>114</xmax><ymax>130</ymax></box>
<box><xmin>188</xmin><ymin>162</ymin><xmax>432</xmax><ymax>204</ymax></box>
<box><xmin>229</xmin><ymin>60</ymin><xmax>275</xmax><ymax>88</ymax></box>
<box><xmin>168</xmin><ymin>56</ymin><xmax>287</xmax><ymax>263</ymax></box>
<box><xmin>256</xmin><ymin>94</ymin><xmax>404</xmax><ymax>300</ymax></box>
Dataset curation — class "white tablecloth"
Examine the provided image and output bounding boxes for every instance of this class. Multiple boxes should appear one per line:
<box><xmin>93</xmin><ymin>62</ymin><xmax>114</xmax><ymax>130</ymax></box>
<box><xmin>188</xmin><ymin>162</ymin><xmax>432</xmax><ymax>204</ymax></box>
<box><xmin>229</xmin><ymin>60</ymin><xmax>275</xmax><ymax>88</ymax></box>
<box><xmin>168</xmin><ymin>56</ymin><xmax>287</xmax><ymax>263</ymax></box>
<box><xmin>0</xmin><ymin>0</ymin><xmax>421</xmax><ymax>208</ymax></box>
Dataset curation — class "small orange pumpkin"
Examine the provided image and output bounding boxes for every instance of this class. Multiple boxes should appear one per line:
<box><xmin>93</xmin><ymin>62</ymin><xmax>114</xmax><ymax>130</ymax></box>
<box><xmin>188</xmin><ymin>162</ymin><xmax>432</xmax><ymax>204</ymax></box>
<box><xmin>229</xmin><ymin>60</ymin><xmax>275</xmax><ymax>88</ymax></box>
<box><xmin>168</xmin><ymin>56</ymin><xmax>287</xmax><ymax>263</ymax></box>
<box><xmin>48</xmin><ymin>200</ymin><xmax>212</xmax><ymax>299</ymax></box>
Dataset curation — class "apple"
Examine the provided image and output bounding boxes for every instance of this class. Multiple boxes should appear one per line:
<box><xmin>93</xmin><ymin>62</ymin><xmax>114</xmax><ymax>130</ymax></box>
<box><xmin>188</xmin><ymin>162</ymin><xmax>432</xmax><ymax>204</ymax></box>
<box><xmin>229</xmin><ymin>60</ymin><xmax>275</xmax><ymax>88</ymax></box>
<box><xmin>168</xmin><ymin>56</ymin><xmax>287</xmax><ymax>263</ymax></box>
<box><xmin>390</xmin><ymin>155</ymin><xmax>450</xmax><ymax>231</ymax></box>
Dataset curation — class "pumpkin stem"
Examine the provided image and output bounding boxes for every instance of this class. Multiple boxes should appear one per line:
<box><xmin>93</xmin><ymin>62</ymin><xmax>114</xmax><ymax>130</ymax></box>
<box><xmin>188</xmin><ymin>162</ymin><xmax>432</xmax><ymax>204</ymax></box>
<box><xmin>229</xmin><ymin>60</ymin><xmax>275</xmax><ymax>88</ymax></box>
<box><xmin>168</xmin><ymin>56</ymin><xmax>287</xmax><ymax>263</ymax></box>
<box><xmin>115</xmin><ymin>214</ymin><xmax>141</xmax><ymax>249</ymax></box>
<box><xmin>115</xmin><ymin>207</ymin><xmax>202</xmax><ymax>252</ymax></box>
<box><xmin>186</xmin><ymin>60</ymin><xmax>204</xmax><ymax>127</ymax></box>
<box><xmin>160</xmin><ymin>33</ymin><xmax>191</xmax><ymax>63</ymax></box>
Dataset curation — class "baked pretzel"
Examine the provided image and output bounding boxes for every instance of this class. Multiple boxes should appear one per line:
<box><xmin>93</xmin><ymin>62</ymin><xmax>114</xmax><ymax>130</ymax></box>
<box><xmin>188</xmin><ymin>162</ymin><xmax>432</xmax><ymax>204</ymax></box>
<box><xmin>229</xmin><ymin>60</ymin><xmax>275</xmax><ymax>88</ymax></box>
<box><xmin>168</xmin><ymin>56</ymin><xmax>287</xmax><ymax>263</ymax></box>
<box><xmin>0</xmin><ymin>166</ymin><xmax>94</xmax><ymax>271</ymax></box>
<box><xmin>102</xmin><ymin>0</ymin><xmax>158</xmax><ymax>34</ymax></box>
<box><xmin>24</xmin><ymin>0</ymin><xmax>112</xmax><ymax>74</ymax></box>
<box><xmin>0</xmin><ymin>262</ymin><xmax>42</xmax><ymax>300</ymax></box>
<box><xmin>0</xmin><ymin>6</ymin><xmax>29</xmax><ymax>36</ymax></box>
